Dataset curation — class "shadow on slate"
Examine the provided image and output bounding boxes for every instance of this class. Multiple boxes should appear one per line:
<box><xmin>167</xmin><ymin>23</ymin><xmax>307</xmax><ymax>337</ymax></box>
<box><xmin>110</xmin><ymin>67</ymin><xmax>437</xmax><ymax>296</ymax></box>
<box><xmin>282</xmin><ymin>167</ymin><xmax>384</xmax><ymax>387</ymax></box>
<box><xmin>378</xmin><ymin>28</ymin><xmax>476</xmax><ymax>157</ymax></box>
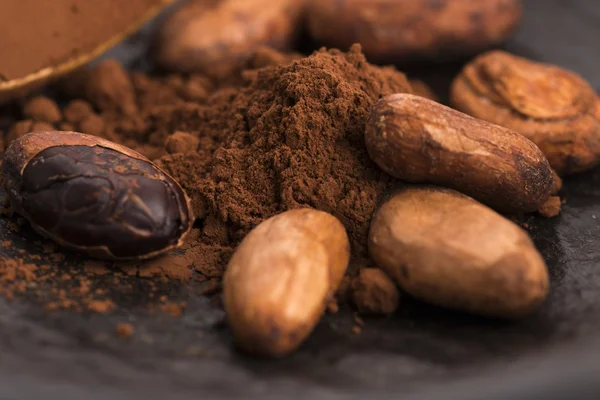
<box><xmin>2</xmin><ymin>0</ymin><xmax>600</xmax><ymax>399</ymax></box>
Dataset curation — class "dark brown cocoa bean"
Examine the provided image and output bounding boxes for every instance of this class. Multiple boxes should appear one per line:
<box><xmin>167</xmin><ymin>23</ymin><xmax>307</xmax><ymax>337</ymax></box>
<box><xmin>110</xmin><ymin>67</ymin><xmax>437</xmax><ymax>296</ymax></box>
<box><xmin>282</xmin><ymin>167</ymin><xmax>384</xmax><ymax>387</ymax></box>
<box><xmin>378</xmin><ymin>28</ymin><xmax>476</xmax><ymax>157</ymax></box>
<box><xmin>2</xmin><ymin>131</ymin><xmax>193</xmax><ymax>260</ymax></box>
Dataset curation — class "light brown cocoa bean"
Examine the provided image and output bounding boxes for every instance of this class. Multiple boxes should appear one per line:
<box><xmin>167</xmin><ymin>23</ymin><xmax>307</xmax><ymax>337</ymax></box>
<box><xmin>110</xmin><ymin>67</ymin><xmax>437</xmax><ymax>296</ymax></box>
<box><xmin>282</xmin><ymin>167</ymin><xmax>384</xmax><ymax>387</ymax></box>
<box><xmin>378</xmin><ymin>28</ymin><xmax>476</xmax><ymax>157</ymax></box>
<box><xmin>451</xmin><ymin>51</ymin><xmax>600</xmax><ymax>175</ymax></box>
<box><xmin>153</xmin><ymin>0</ymin><xmax>304</xmax><ymax>79</ymax></box>
<box><xmin>365</xmin><ymin>93</ymin><xmax>553</xmax><ymax>213</ymax></box>
<box><xmin>307</xmin><ymin>0</ymin><xmax>522</xmax><ymax>63</ymax></box>
<box><xmin>223</xmin><ymin>208</ymin><xmax>350</xmax><ymax>357</ymax></box>
<box><xmin>368</xmin><ymin>187</ymin><xmax>549</xmax><ymax>318</ymax></box>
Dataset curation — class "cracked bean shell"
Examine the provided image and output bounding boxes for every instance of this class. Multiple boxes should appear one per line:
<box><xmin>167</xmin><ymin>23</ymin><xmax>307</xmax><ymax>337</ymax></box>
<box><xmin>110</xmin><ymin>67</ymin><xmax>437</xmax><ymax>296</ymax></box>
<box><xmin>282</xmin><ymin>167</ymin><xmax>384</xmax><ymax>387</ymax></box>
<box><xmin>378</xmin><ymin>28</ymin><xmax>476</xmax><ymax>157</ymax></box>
<box><xmin>451</xmin><ymin>50</ymin><xmax>600</xmax><ymax>175</ymax></box>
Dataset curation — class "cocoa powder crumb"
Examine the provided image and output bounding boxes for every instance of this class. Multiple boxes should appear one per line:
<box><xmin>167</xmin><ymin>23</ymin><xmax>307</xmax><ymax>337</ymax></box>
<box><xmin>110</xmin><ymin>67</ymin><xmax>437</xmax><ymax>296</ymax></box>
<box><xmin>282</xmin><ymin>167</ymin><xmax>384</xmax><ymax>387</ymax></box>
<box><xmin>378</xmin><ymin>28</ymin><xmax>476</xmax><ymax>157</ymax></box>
<box><xmin>79</xmin><ymin>114</ymin><xmax>106</xmax><ymax>136</ymax></box>
<box><xmin>63</xmin><ymin>100</ymin><xmax>94</xmax><ymax>124</ymax></box>
<box><xmin>87</xmin><ymin>299</ymin><xmax>116</xmax><ymax>313</ymax></box>
<box><xmin>538</xmin><ymin>196</ymin><xmax>562</xmax><ymax>218</ymax></box>
<box><xmin>115</xmin><ymin>322</ymin><xmax>135</xmax><ymax>338</ymax></box>
<box><xmin>326</xmin><ymin>300</ymin><xmax>340</xmax><ymax>314</ymax></box>
<box><xmin>352</xmin><ymin>268</ymin><xmax>400</xmax><ymax>315</ymax></box>
<box><xmin>165</xmin><ymin>131</ymin><xmax>200</xmax><ymax>154</ymax></box>
<box><xmin>83</xmin><ymin>59</ymin><xmax>138</xmax><ymax>115</ymax></box>
<box><xmin>23</xmin><ymin>96</ymin><xmax>62</xmax><ymax>124</ymax></box>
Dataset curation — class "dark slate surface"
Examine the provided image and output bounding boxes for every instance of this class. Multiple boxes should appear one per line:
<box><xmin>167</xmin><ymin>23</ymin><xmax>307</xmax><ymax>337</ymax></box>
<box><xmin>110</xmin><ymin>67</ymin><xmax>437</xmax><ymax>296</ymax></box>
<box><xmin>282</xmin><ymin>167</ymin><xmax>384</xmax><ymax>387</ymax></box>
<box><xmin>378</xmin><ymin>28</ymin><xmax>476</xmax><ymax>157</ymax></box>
<box><xmin>2</xmin><ymin>0</ymin><xmax>600</xmax><ymax>399</ymax></box>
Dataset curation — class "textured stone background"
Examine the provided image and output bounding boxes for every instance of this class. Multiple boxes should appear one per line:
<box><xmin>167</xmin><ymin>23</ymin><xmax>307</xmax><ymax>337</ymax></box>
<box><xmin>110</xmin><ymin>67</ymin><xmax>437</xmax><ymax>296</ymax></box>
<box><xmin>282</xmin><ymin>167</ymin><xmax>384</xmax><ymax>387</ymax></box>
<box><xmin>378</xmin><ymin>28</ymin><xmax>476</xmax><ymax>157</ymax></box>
<box><xmin>2</xmin><ymin>1</ymin><xmax>600</xmax><ymax>399</ymax></box>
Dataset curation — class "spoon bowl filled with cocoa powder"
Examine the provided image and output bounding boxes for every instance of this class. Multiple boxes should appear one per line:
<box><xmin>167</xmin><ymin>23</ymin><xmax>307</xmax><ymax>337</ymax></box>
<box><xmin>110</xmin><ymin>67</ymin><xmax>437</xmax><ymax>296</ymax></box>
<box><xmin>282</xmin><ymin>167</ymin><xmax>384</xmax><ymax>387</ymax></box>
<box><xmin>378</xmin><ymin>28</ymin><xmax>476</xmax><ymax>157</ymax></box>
<box><xmin>0</xmin><ymin>0</ymin><xmax>175</xmax><ymax>104</ymax></box>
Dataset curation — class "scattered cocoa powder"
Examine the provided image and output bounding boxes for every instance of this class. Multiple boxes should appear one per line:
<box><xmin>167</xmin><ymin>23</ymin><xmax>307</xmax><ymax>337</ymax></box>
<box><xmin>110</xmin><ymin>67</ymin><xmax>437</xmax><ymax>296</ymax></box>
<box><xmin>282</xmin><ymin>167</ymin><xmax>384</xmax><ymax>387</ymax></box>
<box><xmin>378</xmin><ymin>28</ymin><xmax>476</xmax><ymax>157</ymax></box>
<box><xmin>0</xmin><ymin>253</ymin><xmax>117</xmax><ymax>312</ymax></box>
<box><xmin>83</xmin><ymin>260</ymin><xmax>113</xmax><ymax>276</ymax></box>
<box><xmin>0</xmin><ymin>257</ymin><xmax>36</xmax><ymax>301</ymax></box>
<box><xmin>0</xmin><ymin>204</ymin><xmax>197</xmax><ymax>312</ymax></box>
<box><xmin>0</xmin><ymin>0</ymin><xmax>168</xmax><ymax>82</ymax></box>
<box><xmin>81</xmin><ymin>246</ymin><xmax>197</xmax><ymax>283</ymax></box>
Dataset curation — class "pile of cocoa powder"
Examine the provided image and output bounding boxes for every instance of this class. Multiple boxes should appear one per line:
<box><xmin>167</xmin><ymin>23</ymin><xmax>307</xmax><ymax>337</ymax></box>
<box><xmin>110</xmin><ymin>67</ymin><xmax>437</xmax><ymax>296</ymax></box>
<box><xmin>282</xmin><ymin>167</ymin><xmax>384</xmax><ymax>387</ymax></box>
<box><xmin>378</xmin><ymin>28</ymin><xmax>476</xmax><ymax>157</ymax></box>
<box><xmin>3</xmin><ymin>45</ymin><xmax>411</xmax><ymax>284</ymax></box>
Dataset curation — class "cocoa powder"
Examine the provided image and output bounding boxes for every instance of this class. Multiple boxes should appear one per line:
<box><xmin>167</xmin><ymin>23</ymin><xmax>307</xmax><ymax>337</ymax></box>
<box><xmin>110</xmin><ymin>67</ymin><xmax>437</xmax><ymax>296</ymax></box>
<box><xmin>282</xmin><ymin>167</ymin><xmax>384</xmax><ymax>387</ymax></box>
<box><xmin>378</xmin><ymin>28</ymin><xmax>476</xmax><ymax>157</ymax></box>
<box><xmin>0</xmin><ymin>0</ymin><xmax>167</xmax><ymax>82</ymax></box>
<box><xmin>5</xmin><ymin>45</ymin><xmax>410</xmax><ymax>273</ymax></box>
<box><xmin>3</xmin><ymin>45</ymin><xmax>412</xmax><ymax>308</ymax></box>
